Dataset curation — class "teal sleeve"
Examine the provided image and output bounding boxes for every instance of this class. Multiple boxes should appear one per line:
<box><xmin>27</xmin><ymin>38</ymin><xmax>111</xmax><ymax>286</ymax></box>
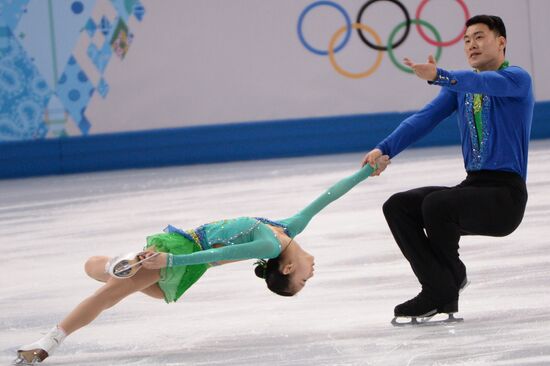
<box><xmin>279</xmin><ymin>164</ymin><xmax>375</xmax><ymax>237</ymax></box>
<box><xmin>169</xmin><ymin>238</ymin><xmax>280</xmax><ymax>267</ymax></box>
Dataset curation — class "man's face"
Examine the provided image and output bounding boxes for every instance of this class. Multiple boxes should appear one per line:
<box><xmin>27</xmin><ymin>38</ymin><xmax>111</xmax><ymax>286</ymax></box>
<box><xmin>463</xmin><ymin>23</ymin><xmax>506</xmax><ymax>70</ymax></box>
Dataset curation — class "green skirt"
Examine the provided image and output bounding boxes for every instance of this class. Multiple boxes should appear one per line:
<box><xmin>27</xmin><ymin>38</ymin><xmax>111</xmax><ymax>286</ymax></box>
<box><xmin>145</xmin><ymin>232</ymin><xmax>208</xmax><ymax>303</ymax></box>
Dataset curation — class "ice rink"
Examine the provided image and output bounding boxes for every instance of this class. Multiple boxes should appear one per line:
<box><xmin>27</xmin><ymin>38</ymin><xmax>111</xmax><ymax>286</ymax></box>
<box><xmin>1</xmin><ymin>142</ymin><xmax>549</xmax><ymax>366</ymax></box>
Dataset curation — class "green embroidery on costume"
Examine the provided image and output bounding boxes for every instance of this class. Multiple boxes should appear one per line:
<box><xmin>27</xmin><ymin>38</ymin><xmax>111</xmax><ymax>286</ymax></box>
<box><xmin>473</xmin><ymin>95</ymin><xmax>483</xmax><ymax>145</ymax></box>
<box><xmin>473</xmin><ymin>60</ymin><xmax>509</xmax><ymax>145</ymax></box>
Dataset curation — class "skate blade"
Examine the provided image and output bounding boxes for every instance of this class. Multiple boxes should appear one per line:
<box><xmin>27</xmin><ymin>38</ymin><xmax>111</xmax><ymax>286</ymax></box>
<box><xmin>112</xmin><ymin>260</ymin><xmax>141</xmax><ymax>278</ymax></box>
<box><xmin>112</xmin><ymin>252</ymin><xmax>160</xmax><ymax>278</ymax></box>
<box><xmin>391</xmin><ymin>313</ymin><xmax>464</xmax><ymax>327</ymax></box>
<box><xmin>13</xmin><ymin>349</ymin><xmax>48</xmax><ymax>365</ymax></box>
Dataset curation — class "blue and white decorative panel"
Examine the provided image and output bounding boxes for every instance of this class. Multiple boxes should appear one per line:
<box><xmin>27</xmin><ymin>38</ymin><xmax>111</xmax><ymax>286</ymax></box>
<box><xmin>0</xmin><ymin>0</ymin><xmax>145</xmax><ymax>142</ymax></box>
<box><xmin>1</xmin><ymin>0</ymin><xmax>548</xmax><ymax>146</ymax></box>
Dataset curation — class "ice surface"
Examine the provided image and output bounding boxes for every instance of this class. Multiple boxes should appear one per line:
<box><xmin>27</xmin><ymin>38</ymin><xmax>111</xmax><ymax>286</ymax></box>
<box><xmin>1</xmin><ymin>142</ymin><xmax>549</xmax><ymax>365</ymax></box>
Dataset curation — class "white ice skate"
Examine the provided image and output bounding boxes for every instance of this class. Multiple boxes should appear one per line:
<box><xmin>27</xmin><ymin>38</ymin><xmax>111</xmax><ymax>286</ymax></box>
<box><xmin>105</xmin><ymin>252</ymin><xmax>160</xmax><ymax>279</ymax></box>
<box><xmin>13</xmin><ymin>326</ymin><xmax>66</xmax><ymax>365</ymax></box>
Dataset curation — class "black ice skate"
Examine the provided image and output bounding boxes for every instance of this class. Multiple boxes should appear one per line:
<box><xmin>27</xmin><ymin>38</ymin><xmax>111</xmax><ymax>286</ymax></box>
<box><xmin>391</xmin><ymin>292</ymin><xmax>463</xmax><ymax>327</ymax></box>
<box><xmin>391</xmin><ymin>276</ymin><xmax>470</xmax><ymax>327</ymax></box>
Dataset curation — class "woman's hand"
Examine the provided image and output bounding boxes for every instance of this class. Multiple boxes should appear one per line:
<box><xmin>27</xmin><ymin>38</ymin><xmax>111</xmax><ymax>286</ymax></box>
<box><xmin>374</xmin><ymin>154</ymin><xmax>391</xmax><ymax>176</ymax></box>
<box><xmin>139</xmin><ymin>251</ymin><xmax>168</xmax><ymax>269</ymax></box>
<box><xmin>361</xmin><ymin>148</ymin><xmax>391</xmax><ymax>176</ymax></box>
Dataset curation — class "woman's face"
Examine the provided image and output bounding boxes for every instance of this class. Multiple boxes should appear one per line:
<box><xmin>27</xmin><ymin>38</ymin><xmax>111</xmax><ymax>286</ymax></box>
<box><xmin>281</xmin><ymin>250</ymin><xmax>315</xmax><ymax>294</ymax></box>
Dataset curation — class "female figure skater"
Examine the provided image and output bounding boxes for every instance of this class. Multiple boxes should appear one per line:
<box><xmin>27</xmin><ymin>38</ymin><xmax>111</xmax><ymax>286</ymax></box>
<box><xmin>14</xmin><ymin>157</ymin><xmax>389</xmax><ymax>365</ymax></box>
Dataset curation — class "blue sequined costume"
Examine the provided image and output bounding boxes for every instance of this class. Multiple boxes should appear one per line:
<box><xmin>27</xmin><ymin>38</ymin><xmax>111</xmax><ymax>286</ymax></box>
<box><xmin>375</xmin><ymin>64</ymin><xmax>534</xmax><ymax>180</ymax></box>
<box><xmin>374</xmin><ymin>63</ymin><xmax>533</xmax><ymax>309</ymax></box>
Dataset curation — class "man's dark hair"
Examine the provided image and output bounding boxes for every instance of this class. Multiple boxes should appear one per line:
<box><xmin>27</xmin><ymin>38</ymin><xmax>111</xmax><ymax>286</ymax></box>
<box><xmin>466</xmin><ymin>15</ymin><xmax>506</xmax><ymax>39</ymax></box>
<box><xmin>465</xmin><ymin>15</ymin><xmax>506</xmax><ymax>54</ymax></box>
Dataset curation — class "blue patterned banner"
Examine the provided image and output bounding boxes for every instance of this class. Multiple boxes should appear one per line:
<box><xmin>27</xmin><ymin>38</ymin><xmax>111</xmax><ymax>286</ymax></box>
<box><xmin>0</xmin><ymin>0</ymin><xmax>145</xmax><ymax>142</ymax></box>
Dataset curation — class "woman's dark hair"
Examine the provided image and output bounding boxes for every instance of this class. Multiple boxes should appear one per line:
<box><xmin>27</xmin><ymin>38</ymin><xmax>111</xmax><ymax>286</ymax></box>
<box><xmin>465</xmin><ymin>15</ymin><xmax>506</xmax><ymax>54</ymax></box>
<box><xmin>254</xmin><ymin>258</ymin><xmax>294</xmax><ymax>296</ymax></box>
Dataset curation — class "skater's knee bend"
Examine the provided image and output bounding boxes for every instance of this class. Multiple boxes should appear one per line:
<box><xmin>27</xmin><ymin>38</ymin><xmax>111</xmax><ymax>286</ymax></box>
<box><xmin>383</xmin><ymin>192</ymin><xmax>411</xmax><ymax>218</ymax></box>
<box><xmin>84</xmin><ymin>256</ymin><xmax>99</xmax><ymax>277</ymax></box>
<box><xmin>382</xmin><ymin>194</ymin><xmax>398</xmax><ymax>217</ymax></box>
<box><xmin>84</xmin><ymin>256</ymin><xmax>108</xmax><ymax>279</ymax></box>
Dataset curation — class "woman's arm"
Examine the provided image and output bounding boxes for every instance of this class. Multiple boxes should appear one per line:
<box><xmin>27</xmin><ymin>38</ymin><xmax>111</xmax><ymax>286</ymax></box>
<box><xmin>279</xmin><ymin>164</ymin><xmax>375</xmax><ymax>238</ymax></box>
<box><xmin>140</xmin><ymin>238</ymin><xmax>280</xmax><ymax>269</ymax></box>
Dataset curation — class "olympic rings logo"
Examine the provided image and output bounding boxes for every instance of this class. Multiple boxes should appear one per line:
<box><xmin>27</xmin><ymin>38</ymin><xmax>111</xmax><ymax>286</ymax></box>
<box><xmin>297</xmin><ymin>0</ymin><xmax>470</xmax><ymax>78</ymax></box>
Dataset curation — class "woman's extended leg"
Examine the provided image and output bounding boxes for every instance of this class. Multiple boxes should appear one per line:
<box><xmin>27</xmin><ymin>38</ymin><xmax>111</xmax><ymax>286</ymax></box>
<box><xmin>84</xmin><ymin>255</ymin><xmax>164</xmax><ymax>299</ymax></box>
<box><xmin>15</xmin><ymin>265</ymin><xmax>162</xmax><ymax>364</ymax></box>
<box><xmin>60</xmin><ymin>264</ymin><xmax>161</xmax><ymax>335</ymax></box>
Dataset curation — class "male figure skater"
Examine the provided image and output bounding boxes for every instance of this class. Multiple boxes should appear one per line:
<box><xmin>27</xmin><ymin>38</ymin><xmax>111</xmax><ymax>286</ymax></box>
<box><xmin>363</xmin><ymin>15</ymin><xmax>534</xmax><ymax>321</ymax></box>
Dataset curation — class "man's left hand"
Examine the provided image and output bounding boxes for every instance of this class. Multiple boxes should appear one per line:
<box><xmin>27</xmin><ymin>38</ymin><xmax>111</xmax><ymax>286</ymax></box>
<box><xmin>403</xmin><ymin>55</ymin><xmax>437</xmax><ymax>81</ymax></box>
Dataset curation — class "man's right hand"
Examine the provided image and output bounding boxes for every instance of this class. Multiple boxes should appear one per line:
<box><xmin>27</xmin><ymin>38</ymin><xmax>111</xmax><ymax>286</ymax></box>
<box><xmin>361</xmin><ymin>148</ymin><xmax>390</xmax><ymax>176</ymax></box>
